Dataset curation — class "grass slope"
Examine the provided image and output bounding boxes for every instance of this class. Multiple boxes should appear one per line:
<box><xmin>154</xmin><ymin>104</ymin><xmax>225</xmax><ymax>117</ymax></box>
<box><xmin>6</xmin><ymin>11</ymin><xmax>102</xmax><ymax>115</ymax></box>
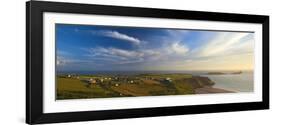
<box><xmin>57</xmin><ymin>77</ymin><xmax>120</xmax><ymax>99</ymax></box>
<box><xmin>56</xmin><ymin>74</ymin><xmax>212</xmax><ymax>100</ymax></box>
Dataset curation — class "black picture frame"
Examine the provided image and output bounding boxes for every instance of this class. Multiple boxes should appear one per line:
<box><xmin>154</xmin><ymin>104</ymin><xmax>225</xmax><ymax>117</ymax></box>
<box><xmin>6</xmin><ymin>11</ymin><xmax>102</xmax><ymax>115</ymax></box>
<box><xmin>26</xmin><ymin>1</ymin><xmax>269</xmax><ymax>124</ymax></box>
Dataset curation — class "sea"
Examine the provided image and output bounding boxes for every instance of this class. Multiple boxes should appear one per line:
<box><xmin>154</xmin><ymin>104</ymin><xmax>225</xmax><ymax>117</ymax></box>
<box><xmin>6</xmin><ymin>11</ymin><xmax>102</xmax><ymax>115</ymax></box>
<box><xmin>58</xmin><ymin>70</ymin><xmax>254</xmax><ymax>92</ymax></box>
<box><xmin>202</xmin><ymin>71</ymin><xmax>254</xmax><ymax>92</ymax></box>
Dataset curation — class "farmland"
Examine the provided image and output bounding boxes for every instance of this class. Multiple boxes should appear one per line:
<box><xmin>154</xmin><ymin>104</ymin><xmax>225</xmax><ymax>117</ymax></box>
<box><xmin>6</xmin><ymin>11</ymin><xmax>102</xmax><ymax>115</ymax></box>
<box><xmin>56</xmin><ymin>73</ymin><xmax>227</xmax><ymax>100</ymax></box>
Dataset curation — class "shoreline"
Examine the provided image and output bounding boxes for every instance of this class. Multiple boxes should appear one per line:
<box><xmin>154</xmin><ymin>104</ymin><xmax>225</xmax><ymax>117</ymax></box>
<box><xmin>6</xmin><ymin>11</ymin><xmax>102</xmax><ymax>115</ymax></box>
<box><xmin>57</xmin><ymin>73</ymin><xmax>237</xmax><ymax>99</ymax></box>
<box><xmin>195</xmin><ymin>86</ymin><xmax>234</xmax><ymax>94</ymax></box>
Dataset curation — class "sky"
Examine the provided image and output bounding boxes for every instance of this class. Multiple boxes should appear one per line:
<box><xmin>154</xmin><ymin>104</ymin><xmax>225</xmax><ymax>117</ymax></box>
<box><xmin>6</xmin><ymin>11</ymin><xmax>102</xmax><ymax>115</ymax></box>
<box><xmin>56</xmin><ymin>24</ymin><xmax>254</xmax><ymax>71</ymax></box>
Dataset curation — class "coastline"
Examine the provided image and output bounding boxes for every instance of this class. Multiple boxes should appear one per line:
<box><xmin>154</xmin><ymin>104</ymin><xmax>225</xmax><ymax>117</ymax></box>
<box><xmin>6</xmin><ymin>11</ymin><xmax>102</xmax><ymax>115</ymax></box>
<box><xmin>195</xmin><ymin>86</ymin><xmax>234</xmax><ymax>94</ymax></box>
<box><xmin>57</xmin><ymin>73</ymin><xmax>238</xmax><ymax>99</ymax></box>
<box><xmin>192</xmin><ymin>75</ymin><xmax>235</xmax><ymax>94</ymax></box>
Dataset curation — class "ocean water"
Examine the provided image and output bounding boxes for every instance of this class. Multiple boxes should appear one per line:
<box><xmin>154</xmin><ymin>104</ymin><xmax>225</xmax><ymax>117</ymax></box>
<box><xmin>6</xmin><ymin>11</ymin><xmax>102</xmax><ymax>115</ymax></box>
<box><xmin>203</xmin><ymin>72</ymin><xmax>254</xmax><ymax>92</ymax></box>
<box><xmin>58</xmin><ymin>70</ymin><xmax>254</xmax><ymax>92</ymax></box>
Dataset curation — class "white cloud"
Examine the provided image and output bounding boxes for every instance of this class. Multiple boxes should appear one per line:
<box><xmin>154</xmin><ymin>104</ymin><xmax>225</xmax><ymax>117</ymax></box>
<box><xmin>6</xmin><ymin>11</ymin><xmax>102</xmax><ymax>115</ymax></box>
<box><xmin>56</xmin><ymin>57</ymin><xmax>63</xmax><ymax>65</ymax></box>
<box><xmin>82</xmin><ymin>32</ymin><xmax>253</xmax><ymax>71</ymax></box>
<box><xmin>91</xmin><ymin>47</ymin><xmax>143</xmax><ymax>58</ymax></box>
<box><xmin>97</xmin><ymin>30</ymin><xmax>141</xmax><ymax>45</ymax></box>
<box><xmin>84</xmin><ymin>39</ymin><xmax>191</xmax><ymax>65</ymax></box>
<box><xmin>56</xmin><ymin>56</ymin><xmax>69</xmax><ymax>66</ymax></box>
<box><xmin>195</xmin><ymin>33</ymin><xmax>252</xmax><ymax>58</ymax></box>
<box><xmin>171</xmin><ymin>32</ymin><xmax>255</xmax><ymax>70</ymax></box>
<box><xmin>86</xmin><ymin>47</ymin><xmax>146</xmax><ymax>65</ymax></box>
<box><xmin>56</xmin><ymin>56</ymin><xmax>90</xmax><ymax>66</ymax></box>
<box><xmin>61</xmin><ymin>27</ymin><xmax>255</xmax><ymax>71</ymax></box>
<box><xmin>170</xmin><ymin>42</ymin><xmax>189</xmax><ymax>55</ymax></box>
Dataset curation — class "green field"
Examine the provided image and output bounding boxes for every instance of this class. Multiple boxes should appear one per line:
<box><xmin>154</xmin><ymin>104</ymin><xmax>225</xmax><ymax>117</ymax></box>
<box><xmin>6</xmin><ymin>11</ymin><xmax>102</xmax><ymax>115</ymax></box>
<box><xmin>56</xmin><ymin>74</ymin><xmax>214</xmax><ymax>100</ymax></box>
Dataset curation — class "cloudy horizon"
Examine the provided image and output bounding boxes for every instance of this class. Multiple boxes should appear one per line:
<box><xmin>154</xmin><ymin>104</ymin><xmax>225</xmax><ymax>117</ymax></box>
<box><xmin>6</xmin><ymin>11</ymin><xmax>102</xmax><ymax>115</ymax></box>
<box><xmin>56</xmin><ymin>24</ymin><xmax>254</xmax><ymax>72</ymax></box>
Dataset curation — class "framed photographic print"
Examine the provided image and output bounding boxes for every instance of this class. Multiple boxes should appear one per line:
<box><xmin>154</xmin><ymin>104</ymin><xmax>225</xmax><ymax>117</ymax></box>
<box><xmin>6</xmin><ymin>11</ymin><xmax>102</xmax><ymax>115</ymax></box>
<box><xmin>26</xmin><ymin>1</ymin><xmax>269</xmax><ymax>124</ymax></box>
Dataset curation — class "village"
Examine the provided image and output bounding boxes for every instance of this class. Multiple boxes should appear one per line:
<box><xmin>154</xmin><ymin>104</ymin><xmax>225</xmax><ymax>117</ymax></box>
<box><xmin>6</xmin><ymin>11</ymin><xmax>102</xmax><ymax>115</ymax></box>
<box><xmin>63</xmin><ymin>74</ymin><xmax>174</xmax><ymax>88</ymax></box>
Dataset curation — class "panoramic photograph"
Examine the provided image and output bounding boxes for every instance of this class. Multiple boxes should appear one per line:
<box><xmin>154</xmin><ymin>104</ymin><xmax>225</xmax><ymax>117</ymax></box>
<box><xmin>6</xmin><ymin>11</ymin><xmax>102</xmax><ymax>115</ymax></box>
<box><xmin>55</xmin><ymin>24</ymin><xmax>254</xmax><ymax>100</ymax></box>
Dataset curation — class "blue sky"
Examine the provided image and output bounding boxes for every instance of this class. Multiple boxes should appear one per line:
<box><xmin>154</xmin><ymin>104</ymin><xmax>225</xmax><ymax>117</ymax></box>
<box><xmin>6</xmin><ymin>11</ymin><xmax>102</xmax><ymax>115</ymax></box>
<box><xmin>56</xmin><ymin>24</ymin><xmax>254</xmax><ymax>71</ymax></box>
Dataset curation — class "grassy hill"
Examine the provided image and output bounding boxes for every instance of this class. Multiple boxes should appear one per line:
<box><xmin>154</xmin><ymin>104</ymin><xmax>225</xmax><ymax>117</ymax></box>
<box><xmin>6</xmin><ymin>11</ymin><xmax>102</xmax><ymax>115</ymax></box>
<box><xmin>57</xmin><ymin>77</ymin><xmax>120</xmax><ymax>99</ymax></box>
<box><xmin>56</xmin><ymin>74</ymin><xmax>214</xmax><ymax>100</ymax></box>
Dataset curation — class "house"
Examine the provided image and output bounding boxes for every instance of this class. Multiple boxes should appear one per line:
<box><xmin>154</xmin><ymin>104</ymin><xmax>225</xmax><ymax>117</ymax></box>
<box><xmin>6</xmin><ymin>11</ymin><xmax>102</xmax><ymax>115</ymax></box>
<box><xmin>164</xmin><ymin>77</ymin><xmax>172</xmax><ymax>83</ymax></box>
<box><xmin>89</xmin><ymin>78</ymin><xmax>96</xmax><ymax>84</ymax></box>
<box><xmin>86</xmin><ymin>78</ymin><xmax>97</xmax><ymax>88</ymax></box>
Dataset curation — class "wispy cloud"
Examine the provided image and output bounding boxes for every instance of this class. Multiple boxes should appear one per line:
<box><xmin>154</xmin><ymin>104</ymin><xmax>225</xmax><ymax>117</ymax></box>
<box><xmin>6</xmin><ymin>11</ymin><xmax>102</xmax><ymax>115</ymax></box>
<box><xmin>193</xmin><ymin>33</ymin><xmax>252</xmax><ymax>58</ymax></box>
<box><xmin>95</xmin><ymin>30</ymin><xmax>142</xmax><ymax>45</ymax></box>
<box><xmin>57</xmin><ymin>23</ymin><xmax>254</xmax><ymax>71</ymax></box>
<box><xmin>84</xmin><ymin>41</ymin><xmax>190</xmax><ymax>66</ymax></box>
<box><xmin>56</xmin><ymin>56</ymin><xmax>79</xmax><ymax>66</ymax></box>
<box><xmin>75</xmin><ymin>29</ymin><xmax>143</xmax><ymax>45</ymax></box>
<box><xmin>85</xmin><ymin>47</ymin><xmax>145</xmax><ymax>65</ymax></box>
<box><xmin>56</xmin><ymin>56</ymin><xmax>87</xmax><ymax>66</ymax></box>
<box><xmin>88</xmin><ymin>47</ymin><xmax>143</xmax><ymax>58</ymax></box>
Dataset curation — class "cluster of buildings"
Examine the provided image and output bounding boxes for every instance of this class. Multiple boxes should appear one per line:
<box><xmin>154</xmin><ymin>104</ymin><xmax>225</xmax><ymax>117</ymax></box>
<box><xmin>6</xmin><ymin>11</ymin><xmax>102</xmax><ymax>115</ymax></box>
<box><xmin>65</xmin><ymin>74</ymin><xmax>174</xmax><ymax>88</ymax></box>
<box><xmin>86</xmin><ymin>77</ymin><xmax>137</xmax><ymax>84</ymax></box>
